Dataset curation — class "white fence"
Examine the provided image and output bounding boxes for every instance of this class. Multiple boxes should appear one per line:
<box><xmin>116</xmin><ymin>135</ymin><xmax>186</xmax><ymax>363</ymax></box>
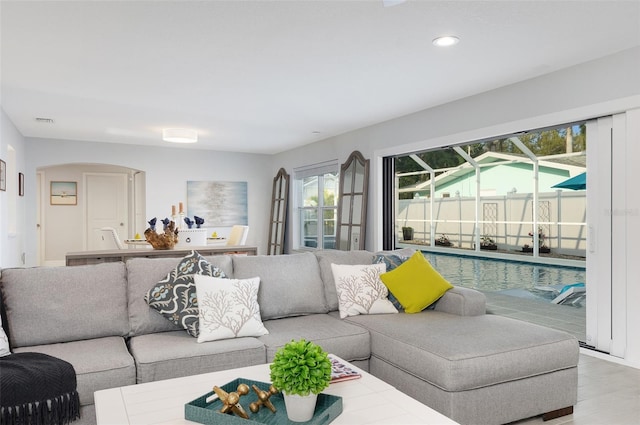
<box><xmin>397</xmin><ymin>191</ymin><xmax>586</xmax><ymax>256</ymax></box>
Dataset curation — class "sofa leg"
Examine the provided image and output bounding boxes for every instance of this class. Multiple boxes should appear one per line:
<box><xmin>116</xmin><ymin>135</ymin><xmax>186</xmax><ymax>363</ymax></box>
<box><xmin>542</xmin><ymin>406</ymin><xmax>573</xmax><ymax>421</ymax></box>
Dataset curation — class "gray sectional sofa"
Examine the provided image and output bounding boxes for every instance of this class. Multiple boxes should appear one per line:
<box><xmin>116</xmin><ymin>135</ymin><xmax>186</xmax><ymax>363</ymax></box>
<box><xmin>0</xmin><ymin>249</ymin><xmax>579</xmax><ymax>425</ymax></box>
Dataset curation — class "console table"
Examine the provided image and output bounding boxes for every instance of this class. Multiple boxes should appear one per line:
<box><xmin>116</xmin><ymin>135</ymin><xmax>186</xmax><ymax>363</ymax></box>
<box><xmin>65</xmin><ymin>246</ymin><xmax>257</xmax><ymax>266</ymax></box>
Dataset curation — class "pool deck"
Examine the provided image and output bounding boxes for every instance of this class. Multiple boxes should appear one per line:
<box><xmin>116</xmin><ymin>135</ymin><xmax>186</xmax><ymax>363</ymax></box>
<box><xmin>484</xmin><ymin>291</ymin><xmax>586</xmax><ymax>341</ymax></box>
<box><xmin>400</xmin><ymin>241</ymin><xmax>586</xmax><ymax>268</ymax></box>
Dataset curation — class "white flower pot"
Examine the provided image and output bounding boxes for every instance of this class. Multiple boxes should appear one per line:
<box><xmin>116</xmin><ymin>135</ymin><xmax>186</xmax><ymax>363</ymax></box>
<box><xmin>283</xmin><ymin>392</ymin><xmax>318</xmax><ymax>422</ymax></box>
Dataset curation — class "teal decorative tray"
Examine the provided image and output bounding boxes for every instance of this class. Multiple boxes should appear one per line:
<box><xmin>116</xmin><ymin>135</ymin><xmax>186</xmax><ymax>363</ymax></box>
<box><xmin>185</xmin><ymin>378</ymin><xmax>343</xmax><ymax>425</ymax></box>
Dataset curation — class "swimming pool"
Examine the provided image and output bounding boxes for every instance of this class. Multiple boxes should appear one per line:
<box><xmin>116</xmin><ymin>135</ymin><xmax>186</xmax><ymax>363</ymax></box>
<box><xmin>422</xmin><ymin>251</ymin><xmax>586</xmax><ymax>293</ymax></box>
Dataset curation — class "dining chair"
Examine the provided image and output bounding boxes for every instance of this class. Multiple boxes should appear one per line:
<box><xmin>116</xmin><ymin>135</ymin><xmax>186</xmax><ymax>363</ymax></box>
<box><xmin>100</xmin><ymin>227</ymin><xmax>125</xmax><ymax>249</ymax></box>
<box><xmin>226</xmin><ymin>225</ymin><xmax>249</xmax><ymax>246</ymax></box>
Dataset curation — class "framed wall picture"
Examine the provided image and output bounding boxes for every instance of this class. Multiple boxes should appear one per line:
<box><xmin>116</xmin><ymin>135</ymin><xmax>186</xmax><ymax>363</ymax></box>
<box><xmin>51</xmin><ymin>181</ymin><xmax>77</xmax><ymax>205</ymax></box>
<box><xmin>0</xmin><ymin>160</ymin><xmax>5</xmax><ymax>191</ymax></box>
<box><xmin>19</xmin><ymin>172</ymin><xmax>24</xmax><ymax>196</ymax></box>
<box><xmin>187</xmin><ymin>181</ymin><xmax>248</xmax><ymax>226</ymax></box>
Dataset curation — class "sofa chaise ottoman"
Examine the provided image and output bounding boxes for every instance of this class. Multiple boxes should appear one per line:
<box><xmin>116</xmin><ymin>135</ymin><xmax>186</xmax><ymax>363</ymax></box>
<box><xmin>344</xmin><ymin>311</ymin><xmax>578</xmax><ymax>425</ymax></box>
<box><xmin>315</xmin><ymin>249</ymin><xmax>579</xmax><ymax>425</ymax></box>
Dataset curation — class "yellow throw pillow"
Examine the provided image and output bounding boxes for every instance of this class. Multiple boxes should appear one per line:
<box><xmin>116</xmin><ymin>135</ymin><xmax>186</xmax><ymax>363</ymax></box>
<box><xmin>380</xmin><ymin>251</ymin><xmax>453</xmax><ymax>313</ymax></box>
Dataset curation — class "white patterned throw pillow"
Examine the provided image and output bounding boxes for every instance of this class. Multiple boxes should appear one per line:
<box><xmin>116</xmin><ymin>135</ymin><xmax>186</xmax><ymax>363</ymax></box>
<box><xmin>1</xmin><ymin>291</ymin><xmax>10</xmax><ymax>357</ymax></box>
<box><xmin>194</xmin><ymin>275</ymin><xmax>269</xmax><ymax>343</ymax></box>
<box><xmin>331</xmin><ymin>263</ymin><xmax>398</xmax><ymax>319</ymax></box>
<box><xmin>1</xmin><ymin>317</ymin><xmax>10</xmax><ymax>357</ymax></box>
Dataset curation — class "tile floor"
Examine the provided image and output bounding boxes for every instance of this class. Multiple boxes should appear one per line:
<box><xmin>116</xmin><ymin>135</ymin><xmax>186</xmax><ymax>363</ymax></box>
<box><xmin>485</xmin><ymin>293</ymin><xmax>639</xmax><ymax>425</ymax></box>
<box><xmin>512</xmin><ymin>354</ymin><xmax>640</xmax><ymax>425</ymax></box>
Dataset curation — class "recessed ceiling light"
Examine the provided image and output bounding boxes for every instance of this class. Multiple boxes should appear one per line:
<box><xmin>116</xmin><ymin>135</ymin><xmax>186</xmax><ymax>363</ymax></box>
<box><xmin>432</xmin><ymin>35</ymin><xmax>460</xmax><ymax>47</ymax></box>
<box><xmin>162</xmin><ymin>128</ymin><xmax>198</xmax><ymax>144</ymax></box>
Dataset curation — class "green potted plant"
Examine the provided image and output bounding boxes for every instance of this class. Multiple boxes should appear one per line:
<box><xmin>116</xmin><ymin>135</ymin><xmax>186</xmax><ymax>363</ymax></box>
<box><xmin>523</xmin><ymin>227</ymin><xmax>550</xmax><ymax>253</ymax></box>
<box><xmin>480</xmin><ymin>235</ymin><xmax>497</xmax><ymax>250</ymax></box>
<box><xmin>270</xmin><ymin>339</ymin><xmax>332</xmax><ymax>422</ymax></box>
<box><xmin>435</xmin><ymin>234</ymin><xmax>452</xmax><ymax>246</ymax></box>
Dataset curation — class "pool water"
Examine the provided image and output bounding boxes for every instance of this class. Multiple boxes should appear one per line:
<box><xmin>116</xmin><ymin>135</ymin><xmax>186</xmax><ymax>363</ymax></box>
<box><xmin>422</xmin><ymin>252</ymin><xmax>586</xmax><ymax>293</ymax></box>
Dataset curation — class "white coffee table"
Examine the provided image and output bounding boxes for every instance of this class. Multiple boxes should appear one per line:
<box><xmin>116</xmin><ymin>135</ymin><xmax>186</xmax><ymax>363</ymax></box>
<box><xmin>95</xmin><ymin>357</ymin><xmax>458</xmax><ymax>425</ymax></box>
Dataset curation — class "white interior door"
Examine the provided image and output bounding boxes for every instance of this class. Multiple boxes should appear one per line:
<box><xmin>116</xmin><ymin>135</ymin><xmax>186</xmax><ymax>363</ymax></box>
<box><xmin>85</xmin><ymin>173</ymin><xmax>128</xmax><ymax>250</ymax></box>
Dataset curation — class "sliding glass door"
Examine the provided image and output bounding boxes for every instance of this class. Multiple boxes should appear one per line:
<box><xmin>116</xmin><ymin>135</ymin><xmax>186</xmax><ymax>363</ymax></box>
<box><xmin>586</xmin><ymin>114</ymin><xmax>626</xmax><ymax>357</ymax></box>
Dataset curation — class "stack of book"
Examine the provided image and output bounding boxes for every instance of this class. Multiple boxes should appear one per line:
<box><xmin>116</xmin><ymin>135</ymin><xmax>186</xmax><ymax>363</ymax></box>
<box><xmin>328</xmin><ymin>354</ymin><xmax>362</xmax><ymax>383</ymax></box>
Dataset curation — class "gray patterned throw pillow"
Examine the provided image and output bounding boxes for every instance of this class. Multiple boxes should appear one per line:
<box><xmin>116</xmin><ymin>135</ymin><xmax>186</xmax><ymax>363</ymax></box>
<box><xmin>373</xmin><ymin>253</ymin><xmax>408</xmax><ymax>311</ymax></box>
<box><xmin>145</xmin><ymin>251</ymin><xmax>226</xmax><ymax>337</ymax></box>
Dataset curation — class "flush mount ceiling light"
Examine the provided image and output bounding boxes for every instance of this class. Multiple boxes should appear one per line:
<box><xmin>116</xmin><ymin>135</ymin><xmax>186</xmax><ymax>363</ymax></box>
<box><xmin>382</xmin><ymin>0</ymin><xmax>406</xmax><ymax>7</ymax></box>
<box><xmin>432</xmin><ymin>35</ymin><xmax>460</xmax><ymax>47</ymax></box>
<box><xmin>162</xmin><ymin>128</ymin><xmax>198</xmax><ymax>144</ymax></box>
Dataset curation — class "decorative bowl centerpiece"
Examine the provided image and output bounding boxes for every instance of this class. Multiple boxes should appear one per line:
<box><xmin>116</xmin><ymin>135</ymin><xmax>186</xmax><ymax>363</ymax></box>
<box><xmin>145</xmin><ymin>220</ymin><xmax>178</xmax><ymax>250</ymax></box>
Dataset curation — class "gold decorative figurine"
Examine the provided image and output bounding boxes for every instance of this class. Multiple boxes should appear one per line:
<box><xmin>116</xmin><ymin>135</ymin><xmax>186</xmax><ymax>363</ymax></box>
<box><xmin>213</xmin><ymin>383</ymin><xmax>250</xmax><ymax>419</ymax></box>
<box><xmin>249</xmin><ymin>384</ymin><xmax>279</xmax><ymax>414</ymax></box>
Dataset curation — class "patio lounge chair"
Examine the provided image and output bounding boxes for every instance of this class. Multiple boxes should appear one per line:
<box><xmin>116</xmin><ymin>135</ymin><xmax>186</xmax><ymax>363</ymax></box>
<box><xmin>532</xmin><ymin>282</ymin><xmax>586</xmax><ymax>306</ymax></box>
<box><xmin>551</xmin><ymin>285</ymin><xmax>586</xmax><ymax>306</ymax></box>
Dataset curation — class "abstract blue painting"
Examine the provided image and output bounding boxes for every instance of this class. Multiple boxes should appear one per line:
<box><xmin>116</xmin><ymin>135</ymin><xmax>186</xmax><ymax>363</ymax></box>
<box><xmin>186</xmin><ymin>181</ymin><xmax>248</xmax><ymax>226</ymax></box>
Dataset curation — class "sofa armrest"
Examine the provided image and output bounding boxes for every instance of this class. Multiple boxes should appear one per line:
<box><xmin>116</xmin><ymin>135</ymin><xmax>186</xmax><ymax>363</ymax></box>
<box><xmin>434</xmin><ymin>286</ymin><xmax>486</xmax><ymax>316</ymax></box>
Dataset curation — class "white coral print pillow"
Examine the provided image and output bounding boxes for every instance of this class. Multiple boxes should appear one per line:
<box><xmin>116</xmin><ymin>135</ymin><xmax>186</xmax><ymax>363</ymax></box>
<box><xmin>0</xmin><ymin>318</ymin><xmax>10</xmax><ymax>357</ymax></box>
<box><xmin>331</xmin><ymin>263</ymin><xmax>398</xmax><ymax>319</ymax></box>
<box><xmin>194</xmin><ymin>275</ymin><xmax>269</xmax><ymax>343</ymax></box>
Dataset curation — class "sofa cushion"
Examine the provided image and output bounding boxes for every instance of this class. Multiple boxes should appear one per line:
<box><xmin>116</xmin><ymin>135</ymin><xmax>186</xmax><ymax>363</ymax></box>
<box><xmin>128</xmin><ymin>331</ymin><xmax>266</xmax><ymax>383</ymax></box>
<box><xmin>195</xmin><ymin>275</ymin><xmax>268</xmax><ymax>343</ymax></box>
<box><xmin>375</xmin><ymin>247</ymin><xmax>416</xmax><ymax>257</ymax></box>
<box><xmin>202</xmin><ymin>255</ymin><xmax>235</xmax><ymax>277</ymax></box>
<box><xmin>380</xmin><ymin>251</ymin><xmax>453</xmax><ymax>313</ymax></box>
<box><xmin>331</xmin><ymin>263</ymin><xmax>397</xmax><ymax>318</ymax></box>
<box><xmin>345</xmin><ymin>311</ymin><xmax>579</xmax><ymax>392</ymax></box>
<box><xmin>1</xmin><ymin>263</ymin><xmax>129</xmax><ymax>347</ymax></box>
<box><xmin>145</xmin><ymin>251</ymin><xmax>227</xmax><ymax>337</ymax></box>
<box><xmin>314</xmin><ymin>250</ymin><xmax>376</xmax><ymax>312</ymax></box>
<box><xmin>259</xmin><ymin>314</ymin><xmax>370</xmax><ymax>363</ymax></box>
<box><xmin>13</xmin><ymin>336</ymin><xmax>136</xmax><ymax>406</ymax></box>
<box><xmin>232</xmin><ymin>253</ymin><xmax>328</xmax><ymax>320</ymax></box>
<box><xmin>126</xmin><ymin>255</ymin><xmax>233</xmax><ymax>336</ymax></box>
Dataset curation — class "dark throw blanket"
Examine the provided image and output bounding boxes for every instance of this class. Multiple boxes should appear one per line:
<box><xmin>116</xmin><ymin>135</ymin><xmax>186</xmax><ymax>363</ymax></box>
<box><xmin>0</xmin><ymin>352</ymin><xmax>80</xmax><ymax>425</ymax></box>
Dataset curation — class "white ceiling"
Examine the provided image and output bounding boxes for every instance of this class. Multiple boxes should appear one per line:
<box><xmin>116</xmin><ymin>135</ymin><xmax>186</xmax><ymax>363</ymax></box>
<box><xmin>2</xmin><ymin>1</ymin><xmax>639</xmax><ymax>154</ymax></box>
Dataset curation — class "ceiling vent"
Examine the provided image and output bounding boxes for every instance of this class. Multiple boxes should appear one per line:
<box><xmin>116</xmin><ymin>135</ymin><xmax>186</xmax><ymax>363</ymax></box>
<box><xmin>35</xmin><ymin>117</ymin><xmax>55</xmax><ymax>124</ymax></box>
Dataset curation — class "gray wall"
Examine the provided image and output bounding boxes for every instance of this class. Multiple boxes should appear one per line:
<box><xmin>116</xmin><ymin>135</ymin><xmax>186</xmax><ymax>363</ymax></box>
<box><xmin>0</xmin><ymin>109</ymin><xmax>27</xmax><ymax>267</ymax></box>
<box><xmin>272</xmin><ymin>47</ymin><xmax>640</xmax><ymax>252</ymax></box>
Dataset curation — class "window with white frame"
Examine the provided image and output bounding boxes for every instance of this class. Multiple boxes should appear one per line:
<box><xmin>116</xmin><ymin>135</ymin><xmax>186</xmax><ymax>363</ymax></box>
<box><xmin>294</xmin><ymin>161</ymin><xmax>339</xmax><ymax>249</ymax></box>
